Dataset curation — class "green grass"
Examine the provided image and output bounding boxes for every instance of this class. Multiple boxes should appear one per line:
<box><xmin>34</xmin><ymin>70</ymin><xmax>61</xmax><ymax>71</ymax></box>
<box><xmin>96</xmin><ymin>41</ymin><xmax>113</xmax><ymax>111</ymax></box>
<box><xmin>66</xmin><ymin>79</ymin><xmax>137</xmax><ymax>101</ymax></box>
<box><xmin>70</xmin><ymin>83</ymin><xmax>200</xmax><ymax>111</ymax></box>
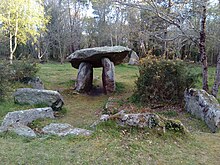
<box><xmin>1</xmin><ymin>62</ymin><xmax>220</xmax><ymax>164</ymax></box>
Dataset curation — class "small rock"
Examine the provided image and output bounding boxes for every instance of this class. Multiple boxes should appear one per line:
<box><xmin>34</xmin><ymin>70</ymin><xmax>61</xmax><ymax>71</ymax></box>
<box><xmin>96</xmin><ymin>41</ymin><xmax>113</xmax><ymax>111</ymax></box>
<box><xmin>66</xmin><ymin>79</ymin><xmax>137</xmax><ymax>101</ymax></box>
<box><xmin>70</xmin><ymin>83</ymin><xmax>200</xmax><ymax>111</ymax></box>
<box><xmin>8</xmin><ymin>124</ymin><xmax>36</xmax><ymax>137</ymax></box>
<box><xmin>0</xmin><ymin>124</ymin><xmax>36</xmax><ymax>137</ymax></box>
<box><xmin>13</xmin><ymin>88</ymin><xmax>64</xmax><ymax>110</ymax></box>
<box><xmin>1</xmin><ymin>107</ymin><xmax>54</xmax><ymax>127</ymax></box>
<box><xmin>42</xmin><ymin>123</ymin><xmax>93</xmax><ymax>136</ymax></box>
<box><xmin>28</xmin><ymin>77</ymin><xmax>44</xmax><ymax>89</ymax></box>
<box><xmin>100</xmin><ymin>115</ymin><xmax>110</xmax><ymax>121</ymax></box>
<box><xmin>68</xmin><ymin>128</ymin><xmax>93</xmax><ymax>136</ymax></box>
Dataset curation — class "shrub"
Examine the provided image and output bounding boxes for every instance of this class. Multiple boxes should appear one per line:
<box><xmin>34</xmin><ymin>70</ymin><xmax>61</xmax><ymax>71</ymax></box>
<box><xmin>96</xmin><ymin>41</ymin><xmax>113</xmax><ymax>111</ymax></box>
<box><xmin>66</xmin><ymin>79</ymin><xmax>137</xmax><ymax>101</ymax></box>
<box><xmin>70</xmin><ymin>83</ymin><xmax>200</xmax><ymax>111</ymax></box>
<box><xmin>131</xmin><ymin>56</ymin><xmax>198</xmax><ymax>105</ymax></box>
<box><xmin>9</xmin><ymin>59</ymin><xmax>39</xmax><ymax>83</ymax></box>
<box><xmin>0</xmin><ymin>63</ymin><xmax>11</xmax><ymax>101</ymax></box>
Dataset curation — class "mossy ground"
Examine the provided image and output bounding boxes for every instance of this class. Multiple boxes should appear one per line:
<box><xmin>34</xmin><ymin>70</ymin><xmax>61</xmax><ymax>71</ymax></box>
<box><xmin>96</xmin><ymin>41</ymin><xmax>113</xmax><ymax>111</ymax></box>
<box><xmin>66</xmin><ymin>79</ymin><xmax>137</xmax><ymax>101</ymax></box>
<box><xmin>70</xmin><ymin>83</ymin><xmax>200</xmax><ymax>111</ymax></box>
<box><xmin>0</xmin><ymin>62</ymin><xmax>220</xmax><ymax>164</ymax></box>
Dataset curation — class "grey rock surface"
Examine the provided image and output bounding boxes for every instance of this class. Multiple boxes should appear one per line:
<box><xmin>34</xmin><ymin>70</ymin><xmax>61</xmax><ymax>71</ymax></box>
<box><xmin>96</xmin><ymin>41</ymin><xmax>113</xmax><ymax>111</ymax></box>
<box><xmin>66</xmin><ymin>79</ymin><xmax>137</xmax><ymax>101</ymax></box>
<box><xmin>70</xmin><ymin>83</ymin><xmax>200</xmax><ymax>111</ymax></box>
<box><xmin>0</xmin><ymin>126</ymin><xmax>6</xmax><ymax>133</ymax></box>
<box><xmin>185</xmin><ymin>88</ymin><xmax>220</xmax><ymax>133</ymax></box>
<box><xmin>75</xmin><ymin>62</ymin><xmax>93</xmax><ymax>92</ymax></box>
<box><xmin>114</xmin><ymin>111</ymin><xmax>160</xmax><ymax>128</ymax></box>
<box><xmin>102</xmin><ymin>110</ymin><xmax>186</xmax><ymax>133</ymax></box>
<box><xmin>67</xmin><ymin>46</ymin><xmax>131</xmax><ymax>69</ymax></box>
<box><xmin>100</xmin><ymin>115</ymin><xmax>110</xmax><ymax>121</ymax></box>
<box><xmin>8</xmin><ymin>124</ymin><xmax>37</xmax><ymax>137</ymax></box>
<box><xmin>42</xmin><ymin>123</ymin><xmax>93</xmax><ymax>136</ymax></box>
<box><xmin>0</xmin><ymin>124</ymin><xmax>36</xmax><ymax>138</ymax></box>
<box><xmin>13</xmin><ymin>88</ymin><xmax>64</xmax><ymax>110</ymax></box>
<box><xmin>28</xmin><ymin>77</ymin><xmax>44</xmax><ymax>89</ymax></box>
<box><xmin>1</xmin><ymin>107</ymin><xmax>54</xmax><ymax>127</ymax></box>
<box><xmin>102</xmin><ymin>58</ymin><xmax>115</xmax><ymax>94</ymax></box>
<box><xmin>128</xmin><ymin>51</ymin><xmax>139</xmax><ymax>65</ymax></box>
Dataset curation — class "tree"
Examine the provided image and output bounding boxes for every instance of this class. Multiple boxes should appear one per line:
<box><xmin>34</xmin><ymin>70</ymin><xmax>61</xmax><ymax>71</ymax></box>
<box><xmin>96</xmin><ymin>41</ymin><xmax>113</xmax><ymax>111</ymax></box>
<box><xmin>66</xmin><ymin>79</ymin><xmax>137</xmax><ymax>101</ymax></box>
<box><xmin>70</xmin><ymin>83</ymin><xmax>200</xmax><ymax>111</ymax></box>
<box><xmin>114</xmin><ymin>0</ymin><xmax>210</xmax><ymax>91</ymax></box>
<box><xmin>0</xmin><ymin>0</ymin><xmax>48</xmax><ymax>63</ymax></box>
<box><xmin>212</xmin><ymin>0</ymin><xmax>220</xmax><ymax>97</ymax></box>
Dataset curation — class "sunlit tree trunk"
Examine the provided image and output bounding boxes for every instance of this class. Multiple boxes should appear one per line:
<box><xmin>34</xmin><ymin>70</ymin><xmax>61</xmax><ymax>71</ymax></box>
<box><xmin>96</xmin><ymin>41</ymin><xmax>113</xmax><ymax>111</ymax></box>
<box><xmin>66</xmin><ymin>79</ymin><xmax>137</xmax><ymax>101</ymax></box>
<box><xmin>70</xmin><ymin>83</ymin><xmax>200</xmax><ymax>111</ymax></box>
<box><xmin>9</xmin><ymin>12</ymin><xmax>18</xmax><ymax>64</ymax></box>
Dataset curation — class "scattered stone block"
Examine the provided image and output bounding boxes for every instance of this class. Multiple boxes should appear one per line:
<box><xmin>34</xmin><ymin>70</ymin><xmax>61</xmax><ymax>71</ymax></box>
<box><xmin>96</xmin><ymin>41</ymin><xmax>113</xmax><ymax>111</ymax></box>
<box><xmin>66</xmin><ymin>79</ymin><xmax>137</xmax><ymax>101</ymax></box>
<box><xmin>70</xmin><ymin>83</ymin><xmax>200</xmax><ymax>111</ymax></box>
<box><xmin>1</xmin><ymin>107</ymin><xmax>54</xmax><ymax>127</ymax></box>
<box><xmin>8</xmin><ymin>123</ymin><xmax>37</xmax><ymax>137</ymax></box>
<box><xmin>100</xmin><ymin>110</ymin><xmax>187</xmax><ymax>133</ymax></box>
<box><xmin>13</xmin><ymin>88</ymin><xmax>64</xmax><ymax>110</ymax></box>
<box><xmin>185</xmin><ymin>88</ymin><xmax>220</xmax><ymax>133</ymax></box>
<box><xmin>42</xmin><ymin>123</ymin><xmax>93</xmax><ymax>136</ymax></box>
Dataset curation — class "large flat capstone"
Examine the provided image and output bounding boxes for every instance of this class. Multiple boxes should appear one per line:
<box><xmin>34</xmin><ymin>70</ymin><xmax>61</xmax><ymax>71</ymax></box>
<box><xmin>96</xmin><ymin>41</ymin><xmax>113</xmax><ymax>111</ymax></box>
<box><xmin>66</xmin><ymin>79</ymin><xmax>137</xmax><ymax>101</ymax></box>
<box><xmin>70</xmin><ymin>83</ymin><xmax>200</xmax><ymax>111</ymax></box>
<box><xmin>67</xmin><ymin>46</ymin><xmax>131</xmax><ymax>69</ymax></box>
<box><xmin>13</xmin><ymin>88</ymin><xmax>64</xmax><ymax>110</ymax></box>
<box><xmin>185</xmin><ymin>88</ymin><xmax>220</xmax><ymax>133</ymax></box>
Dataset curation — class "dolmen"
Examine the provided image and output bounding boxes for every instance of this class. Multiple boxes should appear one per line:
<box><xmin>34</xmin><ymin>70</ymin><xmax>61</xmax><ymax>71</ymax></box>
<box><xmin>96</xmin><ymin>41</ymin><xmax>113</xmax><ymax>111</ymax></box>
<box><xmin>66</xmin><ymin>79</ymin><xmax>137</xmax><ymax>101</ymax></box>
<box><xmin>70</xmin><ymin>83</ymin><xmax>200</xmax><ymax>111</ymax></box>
<box><xmin>67</xmin><ymin>46</ymin><xmax>131</xmax><ymax>94</ymax></box>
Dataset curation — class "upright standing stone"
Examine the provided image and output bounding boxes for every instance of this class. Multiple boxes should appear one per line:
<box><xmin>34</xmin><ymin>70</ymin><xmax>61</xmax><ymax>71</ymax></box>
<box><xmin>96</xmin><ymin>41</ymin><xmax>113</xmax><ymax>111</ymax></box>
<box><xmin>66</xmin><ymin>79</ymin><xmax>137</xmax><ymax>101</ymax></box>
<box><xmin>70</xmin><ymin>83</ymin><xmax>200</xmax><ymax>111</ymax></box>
<box><xmin>102</xmin><ymin>58</ymin><xmax>115</xmax><ymax>94</ymax></box>
<box><xmin>128</xmin><ymin>51</ymin><xmax>139</xmax><ymax>65</ymax></box>
<box><xmin>75</xmin><ymin>62</ymin><xmax>93</xmax><ymax>92</ymax></box>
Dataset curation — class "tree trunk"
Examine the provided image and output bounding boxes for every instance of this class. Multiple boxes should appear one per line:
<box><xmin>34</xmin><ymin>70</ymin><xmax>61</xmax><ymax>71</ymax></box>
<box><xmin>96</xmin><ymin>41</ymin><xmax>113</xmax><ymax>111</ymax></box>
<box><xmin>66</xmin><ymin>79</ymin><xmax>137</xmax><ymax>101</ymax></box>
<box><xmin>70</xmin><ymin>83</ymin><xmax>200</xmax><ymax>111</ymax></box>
<box><xmin>199</xmin><ymin>5</ymin><xmax>208</xmax><ymax>91</ymax></box>
<box><xmin>212</xmin><ymin>53</ymin><xmax>220</xmax><ymax>97</ymax></box>
<box><xmin>9</xmin><ymin>12</ymin><xmax>18</xmax><ymax>64</ymax></box>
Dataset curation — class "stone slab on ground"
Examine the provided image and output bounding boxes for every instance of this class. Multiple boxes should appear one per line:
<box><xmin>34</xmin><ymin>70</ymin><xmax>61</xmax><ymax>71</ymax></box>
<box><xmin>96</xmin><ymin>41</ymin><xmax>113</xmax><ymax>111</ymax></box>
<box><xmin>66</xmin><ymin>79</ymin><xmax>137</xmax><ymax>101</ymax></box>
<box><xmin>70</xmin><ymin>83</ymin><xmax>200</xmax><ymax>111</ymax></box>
<box><xmin>13</xmin><ymin>88</ymin><xmax>64</xmax><ymax>110</ymax></box>
<box><xmin>97</xmin><ymin>110</ymin><xmax>186</xmax><ymax>133</ymax></box>
<box><xmin>1</xmin><ymin>107</ymin><xmax>54</xmax><ymax>127</ymax></box>
<box><xmin>42</xmin><ymin>123</ymin><xmax>93</xmax><ymax>136</ymax></box>
<box><xmin>0</xmin><ymin>124</ymin><xmax>36</xmax><ymax>138</ymax></box>
<box><xmin>185</xmin><ymin>88</ymin><xmax>220</xmax><ymax>133</ymax></box>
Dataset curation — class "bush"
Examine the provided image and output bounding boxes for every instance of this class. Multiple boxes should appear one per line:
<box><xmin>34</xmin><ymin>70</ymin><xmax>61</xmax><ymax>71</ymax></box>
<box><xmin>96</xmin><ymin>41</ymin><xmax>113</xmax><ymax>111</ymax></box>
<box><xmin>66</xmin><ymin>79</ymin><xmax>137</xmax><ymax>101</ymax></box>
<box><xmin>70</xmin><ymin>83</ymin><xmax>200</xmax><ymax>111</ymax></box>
<box><xmin>131</xmin><ymin>56</ymin><xmax>198</xmax><ymax>105</ymax></box>
<box><xmin>0</xmin><ymin>63</ymin><xmax>11</xmax><ymax>101</ymax></box>
<box><xmin>9</xmin><ymin>59</ymin><xmax>39</xmax><ymax>83</ymax></box>
<box><xmin>0</xmin><ymin>59</ymin><xmax>39</xmax><ymax>100</ymax></box>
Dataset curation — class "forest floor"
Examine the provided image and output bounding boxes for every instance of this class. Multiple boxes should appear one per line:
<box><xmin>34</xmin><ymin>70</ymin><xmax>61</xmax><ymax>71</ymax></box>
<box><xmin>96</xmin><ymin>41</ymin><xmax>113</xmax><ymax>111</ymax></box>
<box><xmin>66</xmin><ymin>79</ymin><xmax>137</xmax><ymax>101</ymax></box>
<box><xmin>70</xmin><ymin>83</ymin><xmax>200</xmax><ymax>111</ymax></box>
<box><xmin>1</xmin><ymin>63</ymin><xmax>220</xmax><ymax>165</ymax></box>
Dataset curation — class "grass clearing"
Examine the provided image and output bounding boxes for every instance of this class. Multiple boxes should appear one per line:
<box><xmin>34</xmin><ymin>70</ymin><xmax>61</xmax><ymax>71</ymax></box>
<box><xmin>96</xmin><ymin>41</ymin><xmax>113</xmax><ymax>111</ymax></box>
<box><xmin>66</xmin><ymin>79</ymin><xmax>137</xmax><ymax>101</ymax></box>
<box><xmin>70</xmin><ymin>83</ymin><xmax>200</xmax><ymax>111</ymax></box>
<box><xmin>1</xmin><ymin>62</ymin><xmax>220</xmax><ymax>164</ymax></box>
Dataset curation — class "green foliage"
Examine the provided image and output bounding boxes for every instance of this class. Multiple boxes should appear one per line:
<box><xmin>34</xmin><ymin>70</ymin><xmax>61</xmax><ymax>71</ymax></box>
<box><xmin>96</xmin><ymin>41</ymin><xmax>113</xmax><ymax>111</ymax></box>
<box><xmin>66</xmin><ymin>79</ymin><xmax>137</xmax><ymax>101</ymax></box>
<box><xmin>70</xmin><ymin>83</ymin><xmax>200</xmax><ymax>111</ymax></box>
<box><xmin>0</xmin><ymin>0</ymin><xmax>48</xmax><ymax>44</ymax></box>
<box><xmin>9</xmin><ymin>59</ymin><xmax>39</xmax><ymax>82</ymax></box>
<box><xmin>115</xmin><ymin>82</ymin><xmax>125</xmax><ymax>93</ymax></box>
<box><xmin>131</xmin><ymin>56</ymin><xmax>198</xmax><ymax>105</ymax></box>
<box><xmin>0</xmin><ymin>63</ymin><xmax>11</xmax><ymax>101</ymax></box>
